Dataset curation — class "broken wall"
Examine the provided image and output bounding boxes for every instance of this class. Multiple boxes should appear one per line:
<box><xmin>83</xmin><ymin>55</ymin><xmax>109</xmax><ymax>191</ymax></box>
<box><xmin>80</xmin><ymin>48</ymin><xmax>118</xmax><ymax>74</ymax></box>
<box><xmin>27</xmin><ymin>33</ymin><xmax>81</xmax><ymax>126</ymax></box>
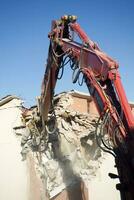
<box><xmin>20</xmin><ymin>91</ymin><xmax>120</xmax><ymax>200</ymax></box>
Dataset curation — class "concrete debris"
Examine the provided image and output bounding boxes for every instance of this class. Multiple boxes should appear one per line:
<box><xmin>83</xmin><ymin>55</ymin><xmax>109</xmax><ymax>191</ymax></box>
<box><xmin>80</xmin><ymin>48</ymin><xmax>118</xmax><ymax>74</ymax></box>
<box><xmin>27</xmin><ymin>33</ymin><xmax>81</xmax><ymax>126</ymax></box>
<box><xmin>20</xmin><ymin>92</ymin><xmax>103</xmax><ymax>199</ymax></box>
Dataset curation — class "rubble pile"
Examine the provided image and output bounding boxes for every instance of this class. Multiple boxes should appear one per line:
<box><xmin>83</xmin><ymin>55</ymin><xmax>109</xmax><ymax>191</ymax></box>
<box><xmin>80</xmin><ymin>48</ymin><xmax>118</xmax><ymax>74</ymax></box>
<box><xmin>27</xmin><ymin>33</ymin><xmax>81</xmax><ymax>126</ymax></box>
<box><xmin>20</xmin><ymin>92</ymin><xmax>104</xmax><ymax>199</ymax></box>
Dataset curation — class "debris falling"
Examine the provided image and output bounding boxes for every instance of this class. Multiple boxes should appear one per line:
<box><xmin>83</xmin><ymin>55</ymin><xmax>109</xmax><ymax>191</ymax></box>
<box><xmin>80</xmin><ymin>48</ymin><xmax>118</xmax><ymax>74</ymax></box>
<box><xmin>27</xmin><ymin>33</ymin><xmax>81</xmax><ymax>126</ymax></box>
<box><xmin>20</xmin><ymin>92</ymin><xmax>105</xmax><ymax>199</ymax></box>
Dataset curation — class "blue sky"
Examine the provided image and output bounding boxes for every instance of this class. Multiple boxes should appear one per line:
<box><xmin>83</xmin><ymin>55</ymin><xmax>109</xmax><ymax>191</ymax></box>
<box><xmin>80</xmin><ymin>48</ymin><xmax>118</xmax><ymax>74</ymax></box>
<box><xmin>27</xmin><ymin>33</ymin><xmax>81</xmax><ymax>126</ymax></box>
<box><xmin>0</xmin><ymin>0</ymin><xmax>134</xmax><ymax>106</ymax></box>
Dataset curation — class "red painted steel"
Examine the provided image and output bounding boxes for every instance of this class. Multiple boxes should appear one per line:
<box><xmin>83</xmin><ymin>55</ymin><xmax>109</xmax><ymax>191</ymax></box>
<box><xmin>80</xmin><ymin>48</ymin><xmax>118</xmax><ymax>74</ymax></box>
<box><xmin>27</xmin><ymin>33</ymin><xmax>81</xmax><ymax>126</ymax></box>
<box><xmin>114</xmin><ymin>71</ymin><xmax>134</xmax><ymax>130</ymax></box>
<box><xmin>40</xmin><ymin>15</ymin><xmax>134</xmax><ymax>200</ymax></box>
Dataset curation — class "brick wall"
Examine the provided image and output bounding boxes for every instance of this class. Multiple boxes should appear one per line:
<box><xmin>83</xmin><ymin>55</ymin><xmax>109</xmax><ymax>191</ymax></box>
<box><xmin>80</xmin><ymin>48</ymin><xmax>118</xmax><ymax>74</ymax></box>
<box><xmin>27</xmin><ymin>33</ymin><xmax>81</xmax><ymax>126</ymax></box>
<box><xmin>70</xmin><ymin>91</ymin><xmax>134</xmax><ymax>117</ymax></box>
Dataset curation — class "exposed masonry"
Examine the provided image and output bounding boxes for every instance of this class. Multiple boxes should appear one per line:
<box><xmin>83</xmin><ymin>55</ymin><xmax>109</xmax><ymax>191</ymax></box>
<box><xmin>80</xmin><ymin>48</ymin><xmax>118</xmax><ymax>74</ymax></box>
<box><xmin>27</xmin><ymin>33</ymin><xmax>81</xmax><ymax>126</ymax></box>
<box><xmin>19</xmin><ymin>92</ymin><xmax>104</xmax><ymax>199</ymax></box>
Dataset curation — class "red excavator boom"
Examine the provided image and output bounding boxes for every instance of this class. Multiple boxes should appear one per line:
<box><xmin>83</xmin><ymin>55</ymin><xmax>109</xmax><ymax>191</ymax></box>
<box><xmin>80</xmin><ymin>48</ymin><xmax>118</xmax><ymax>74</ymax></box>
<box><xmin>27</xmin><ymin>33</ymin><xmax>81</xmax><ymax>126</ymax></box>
<box><xmin>39</xmin><ymin>15</ymin><xmax>134</xmax><ymax>200</ymax></box>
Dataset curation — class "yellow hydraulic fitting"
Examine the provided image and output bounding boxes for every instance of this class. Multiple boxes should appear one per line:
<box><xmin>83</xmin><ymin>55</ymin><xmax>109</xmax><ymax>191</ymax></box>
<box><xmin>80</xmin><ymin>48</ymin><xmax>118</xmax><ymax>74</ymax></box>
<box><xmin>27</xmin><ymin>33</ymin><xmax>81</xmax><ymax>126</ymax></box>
<box><xmin>61</xmin><ymin>15</ymin><xmax>68</xmax><ymax>21</ymax></box>
<box><xmin>61</xmin><ymin>15</ymin><xmax>77</xmax><ymax>22</ymax></box>
<box><xmin>72</xmin><ymin>15</ymin><xmax>77</xmax><ymax>21</ymax></box>
<box><xmin>68</xmin><ymin>15</ymin><xmax>77</xmax><ymax>22</ymax></box>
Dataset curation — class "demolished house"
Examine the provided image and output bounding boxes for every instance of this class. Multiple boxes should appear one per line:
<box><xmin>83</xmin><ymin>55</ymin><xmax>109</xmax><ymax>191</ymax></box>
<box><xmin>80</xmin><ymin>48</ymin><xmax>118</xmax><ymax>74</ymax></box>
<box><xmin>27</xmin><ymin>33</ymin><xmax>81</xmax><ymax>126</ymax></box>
<box><xmin>20</xmin><ymin>91</ymin><xmax>121</xmax><ymax>200</ymax></box>
<box><xmin>1</xmin><ymin>92</ymin><xmax>134</xmax><ymax>200</ymax></box>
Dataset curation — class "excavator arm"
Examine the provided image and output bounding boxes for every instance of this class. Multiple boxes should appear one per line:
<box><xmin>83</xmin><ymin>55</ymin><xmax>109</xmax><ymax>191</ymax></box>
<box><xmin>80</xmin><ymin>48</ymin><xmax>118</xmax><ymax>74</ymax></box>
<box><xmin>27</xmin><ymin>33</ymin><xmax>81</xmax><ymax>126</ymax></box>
<box><xmin>39</xmin><ymin>15</ymin><xmax>134</xmax><ymax>200</ymax></box>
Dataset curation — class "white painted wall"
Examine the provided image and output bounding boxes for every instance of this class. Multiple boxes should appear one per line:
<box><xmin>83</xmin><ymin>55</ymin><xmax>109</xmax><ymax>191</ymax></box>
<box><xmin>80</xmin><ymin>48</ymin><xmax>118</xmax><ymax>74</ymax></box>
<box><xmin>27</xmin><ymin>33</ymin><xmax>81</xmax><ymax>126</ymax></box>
<box><xmin>88</xmin><ymin>154</ymin><xmax>120</xmax><ymax>200</ymax></box>
<box><xmin>0</xmin><ymin>99</ymin><xmax>28</xmax><ymax>200</ymax></box>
